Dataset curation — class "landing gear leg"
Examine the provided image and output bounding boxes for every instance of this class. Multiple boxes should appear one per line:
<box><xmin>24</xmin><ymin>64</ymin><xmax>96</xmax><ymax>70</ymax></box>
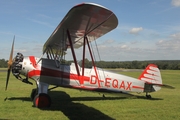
<box><xmin>103</xmin><ymin>94</ymin><xmax>106</xmax><ymax>98</ymax></box>
<box><xmin>33</xmin><ymin>93</ymin><xmax>51</xmax><ymax>108</ymax></box>
<box><xmin>146</xmin><ymin>93</ymin><xmax>152</xmax><ymax>99</ymax></box>
<box><xmin>32</xmin><ymin>81</ymin><xmax>51</xmax><ymax>108</ymax></box>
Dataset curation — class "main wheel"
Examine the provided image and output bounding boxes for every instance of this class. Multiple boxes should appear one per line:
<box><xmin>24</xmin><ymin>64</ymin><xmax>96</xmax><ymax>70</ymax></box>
<box><xmin>33</xmin><ymin>93</ymin><xmax>51</xmax><ymax>108</ymax></box>
<box><xmin>30</xmin><ymin>88</ymin><xmax>38</xmax><ymax>101</ymax></box>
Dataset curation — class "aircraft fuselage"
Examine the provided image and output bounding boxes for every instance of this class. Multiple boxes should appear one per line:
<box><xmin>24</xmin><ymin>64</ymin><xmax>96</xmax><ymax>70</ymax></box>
<box><xmin>16</xmin><ymin>56</ymin><xmax>146</xmax><ymax>94</ymax></box>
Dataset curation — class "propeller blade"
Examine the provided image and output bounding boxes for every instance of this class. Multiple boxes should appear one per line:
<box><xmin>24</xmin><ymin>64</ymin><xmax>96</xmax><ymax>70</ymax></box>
<box><xmin>5</xmin><ymin>36</ymin><xmax>15</xmax><ymax>91</ymax></box>
<box><xmin>5</xmin><ymin>68</ymin><xmax>11</xmax><ymax>91</ymax></box>
<box><xmin>8</xmin><ymin>36</ymin><xmax>15</xmax><ymax>69</ymax></box>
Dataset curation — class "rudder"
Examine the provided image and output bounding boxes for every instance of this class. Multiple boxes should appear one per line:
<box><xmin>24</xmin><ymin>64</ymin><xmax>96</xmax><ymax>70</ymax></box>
<box><xmin>139</xmin><ymin>64</ymin><xmax>162</xmax><ymax>92</ymax></box>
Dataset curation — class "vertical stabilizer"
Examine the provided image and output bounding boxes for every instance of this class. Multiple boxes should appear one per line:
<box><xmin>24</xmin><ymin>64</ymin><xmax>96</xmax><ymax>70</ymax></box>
<box><xmin>139</xmin><ymin>64</ymin><xmax>162</xmax><ymax>92</ymax></box>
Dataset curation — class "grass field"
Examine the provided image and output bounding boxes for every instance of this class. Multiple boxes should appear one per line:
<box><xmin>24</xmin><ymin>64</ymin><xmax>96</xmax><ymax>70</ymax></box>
<box><xmin>0</xmin><ymin>70</ymin><xmax>179</xmax><ymax>120</ymax></box>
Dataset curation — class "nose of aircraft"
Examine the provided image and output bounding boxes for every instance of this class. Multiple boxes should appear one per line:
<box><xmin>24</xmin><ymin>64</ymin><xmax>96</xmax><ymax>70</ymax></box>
<box><xmin>5</xmin><ymin>36</ymin><xmax>24</xmax><ymax>90</ymax></box>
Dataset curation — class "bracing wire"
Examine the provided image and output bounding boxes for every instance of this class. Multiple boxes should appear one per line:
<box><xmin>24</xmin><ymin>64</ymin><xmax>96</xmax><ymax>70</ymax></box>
<box><xmin>91</xmin><ymin>37</ymin><xmax>106</xmax><ymax>87</ymax></box>
<box><xmin>94</xmin><ymin>39</ymin><xmax>102</xmax><ymax>62</ymax></box>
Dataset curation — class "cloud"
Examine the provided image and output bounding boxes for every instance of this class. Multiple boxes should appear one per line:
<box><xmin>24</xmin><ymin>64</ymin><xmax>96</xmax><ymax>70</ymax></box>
<box><xmin>14</xmin><ymin>49</ymin><xmax>27</xmax><ymax>53</ymax></box>
<box><xmin>37</xmin><ymin>14</ymin><xmax>52</xmax><ymax>19</ymax></box>
<box><xmin>32</xmin><ymin>44</ymin><xmax>43</xmax><ymax>52</ymax></box>
<box><xmin>88</xmin><ymin>31</ymin><xmax>180</xmax><ymax>60</ymax></box>
<box><xmin>171</xmin><ymin>0</ymin><xmax>180</xmax><ymax>7</ymax></box>
<box><xmin>156</xmin><ymin>32</ymin><xmax>180</xmax><ymax>51</ymax></box>
<box><xmin>129</xmin><ymin>27</ymin><xmax>143</xmax><ymax>35</ymax></box>
<box><xmin>0</xmin><ymin>31</ymin><xmax>14</xmax><ymax>36</ymax></box>
<box><xmin>100</xmin><ymin>39</ymin><xmax>115</xmax><ymax>45</ymax></box>
<box><xmin>27</xmin><ymin>18</ymin><xmax>54</xmax><ymax>28</ymax></box>
<box><xmin>171</xmin><ymin>32</ymin><xmax>180</xmax><ymax>39</ymax></box>
<box><xmin>120</xmin><ymin>44</ymin><xmax>128</xmax><ymax>49</ymax></box>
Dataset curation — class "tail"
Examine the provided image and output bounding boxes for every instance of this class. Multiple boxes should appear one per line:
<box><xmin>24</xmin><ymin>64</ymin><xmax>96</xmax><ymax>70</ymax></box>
<box><xmin>139</xmin><ymin>64</ymin><xmax>162</xmax><ymax>85</ymax></box>
<box><xmin>139</xmin><ymin>64</ymin><xmax>174</xmax><ymax>92</ymax></box>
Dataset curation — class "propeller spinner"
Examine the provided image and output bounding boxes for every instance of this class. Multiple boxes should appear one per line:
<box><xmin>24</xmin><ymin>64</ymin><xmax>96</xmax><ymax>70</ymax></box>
<box><xmin>5</xmin><ymin>36</ymin><xmax>15</xmax><ymax>90</ymax></box>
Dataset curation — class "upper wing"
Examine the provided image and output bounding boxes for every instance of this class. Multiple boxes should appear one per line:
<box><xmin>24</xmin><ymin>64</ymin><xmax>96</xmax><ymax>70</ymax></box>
<box><xmin>43</xmin><ymin>2</ymin><xmax>118</xmax><ymax>55</ymax></box>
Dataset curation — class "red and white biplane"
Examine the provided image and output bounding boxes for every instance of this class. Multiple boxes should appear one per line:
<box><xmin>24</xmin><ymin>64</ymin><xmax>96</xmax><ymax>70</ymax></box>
<box><xmin>6</xmin><ymin>3</ymin><xmax>174</xmax><ymax>108</ymax></box>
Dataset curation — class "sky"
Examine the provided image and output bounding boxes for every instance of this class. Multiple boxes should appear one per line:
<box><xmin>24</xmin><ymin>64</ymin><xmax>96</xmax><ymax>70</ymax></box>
<box><xmin>0</xmin><ymin>0</ymin><xmax>180</xmax><ymax>61</ymax></box>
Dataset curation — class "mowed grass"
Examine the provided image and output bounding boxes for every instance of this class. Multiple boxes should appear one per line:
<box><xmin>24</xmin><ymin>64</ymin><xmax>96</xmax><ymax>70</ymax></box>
<box><xmin>0</xmin><ymin>70</ymin><xmax>179</xmax><ymax>120</ymax></box>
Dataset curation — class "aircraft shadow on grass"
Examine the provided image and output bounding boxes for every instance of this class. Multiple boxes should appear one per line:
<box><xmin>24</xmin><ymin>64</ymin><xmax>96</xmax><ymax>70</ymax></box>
<box><xmin>4</xmin><ymin>96</ymin><xmax>31</xmax><ymax>102</ymax></box>
<box><xmin>5</xmin><ymin>91</ymin><xmax>163</xmax><ymax>120</ymax></box>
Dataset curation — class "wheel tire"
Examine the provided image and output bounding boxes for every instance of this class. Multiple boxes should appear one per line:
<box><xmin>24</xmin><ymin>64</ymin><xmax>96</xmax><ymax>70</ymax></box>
<box><xmin>30</xmin><ymin>89</ymin><xmax>38</xmax><ymax>101</ymax></box>
<box><xmin>148</xmin><ymin>95</ymin><xmax>152</xmax><ymax>99</ymax></box>
<box><xmin>146</xmin><ymin>95</ymin><xmax>152</xmax><ymax>99</ymax></box>
<box><xmin>33</xmin><ymin>93</ymin><xmax>51</xmax><ymax>108</ymax></box>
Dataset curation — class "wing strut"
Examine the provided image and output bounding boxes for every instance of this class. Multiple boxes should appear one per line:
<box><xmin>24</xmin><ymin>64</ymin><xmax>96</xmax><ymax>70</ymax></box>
<box><xmin>80</xmin><ymin>36</ymin><xmax>86</xmax><ymax>85</ymax></box>
<box><xmin>67</xmin><ymin>28</ymin><xmax>101</xmax><ymax>87</ymax></box>
<box><xmin>85</xmin><ymin>37</ymin><xmax>101</xmax><ymax>88</ymax></box>
<box><xmin>67</xmin><ymin>29</ymin><xmax>80</xmax><ymax>76</ymax></box>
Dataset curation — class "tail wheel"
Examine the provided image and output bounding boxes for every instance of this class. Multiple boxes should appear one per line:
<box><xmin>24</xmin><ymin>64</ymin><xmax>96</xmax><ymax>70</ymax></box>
<box><xmin>33</xmin><ymin>93</ymin><xmax>51</xmax><ymax>108</ymax></box>
<box><xmin>146</xmin><ymin>95</ymin><xmax>152</xmax><ymax>99</ymax></box>
<box><xmin>146</xmin><ymin>93</ymin><xmax>152</xmax><ymax>99</ymax></box>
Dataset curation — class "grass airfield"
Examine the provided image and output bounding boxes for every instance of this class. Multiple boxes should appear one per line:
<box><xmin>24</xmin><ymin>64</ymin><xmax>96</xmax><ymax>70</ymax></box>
<box><xmin>0</xmin><ymin>69</ymin><xmax>179</xmax><ymax>120</ymax></box>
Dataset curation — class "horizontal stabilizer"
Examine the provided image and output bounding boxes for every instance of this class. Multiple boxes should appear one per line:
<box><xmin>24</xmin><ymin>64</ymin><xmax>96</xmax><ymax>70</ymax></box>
<box><xmin>146</xmin><ymin>83</ymin><xmax>175</xmax><ymax>89</ymax></box>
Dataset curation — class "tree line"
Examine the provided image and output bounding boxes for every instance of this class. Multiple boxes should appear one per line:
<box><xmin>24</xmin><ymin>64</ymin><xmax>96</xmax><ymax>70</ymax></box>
<box><xmin>0</xmin><ymin>59</ymin><xmax>8</xmax><ymax>68</ymax></box>
<box><xmin>1</xmin><ymin>58</ymin><xmax>180</xmax><ymax>70</ymax></box>
<box><xmin>66</xmin><ymin>59</ymin><xmax>180</xmax><ymax>70</ymax></box>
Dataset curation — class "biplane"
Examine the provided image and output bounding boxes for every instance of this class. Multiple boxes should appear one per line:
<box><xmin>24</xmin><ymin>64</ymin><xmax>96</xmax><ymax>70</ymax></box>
<box><xmin>5</xmin><ymin>3</ymin><xmax>174</xmax><ymax>108</ymax></box>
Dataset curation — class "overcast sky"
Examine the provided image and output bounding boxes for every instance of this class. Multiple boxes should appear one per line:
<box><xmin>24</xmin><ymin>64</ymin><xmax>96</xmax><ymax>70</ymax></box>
<box><xmin>0</xmin><ymin>0</ymin><xmax>180</xmax><ymax>61</ymax></box>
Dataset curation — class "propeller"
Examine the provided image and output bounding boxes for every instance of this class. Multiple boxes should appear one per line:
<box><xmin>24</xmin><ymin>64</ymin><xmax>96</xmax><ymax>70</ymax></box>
<box><xmin>5</xmin><ymin>36</ymin><xmax>15</xmax><ymax>91</ymax></box>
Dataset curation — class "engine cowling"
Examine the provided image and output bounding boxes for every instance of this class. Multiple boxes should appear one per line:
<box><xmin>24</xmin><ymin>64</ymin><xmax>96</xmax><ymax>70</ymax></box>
<box><xmin>12</xmin><ymin>53</ymin><xmax>24</xmax><ymax>79</ymax></box>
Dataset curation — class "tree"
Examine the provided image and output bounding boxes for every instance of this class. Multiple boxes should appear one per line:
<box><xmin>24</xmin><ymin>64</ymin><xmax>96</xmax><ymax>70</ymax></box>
<box><xmin>0</xmin><ymin>59</ymin><xmax>8</xmax><ymax>68</ymax></box>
